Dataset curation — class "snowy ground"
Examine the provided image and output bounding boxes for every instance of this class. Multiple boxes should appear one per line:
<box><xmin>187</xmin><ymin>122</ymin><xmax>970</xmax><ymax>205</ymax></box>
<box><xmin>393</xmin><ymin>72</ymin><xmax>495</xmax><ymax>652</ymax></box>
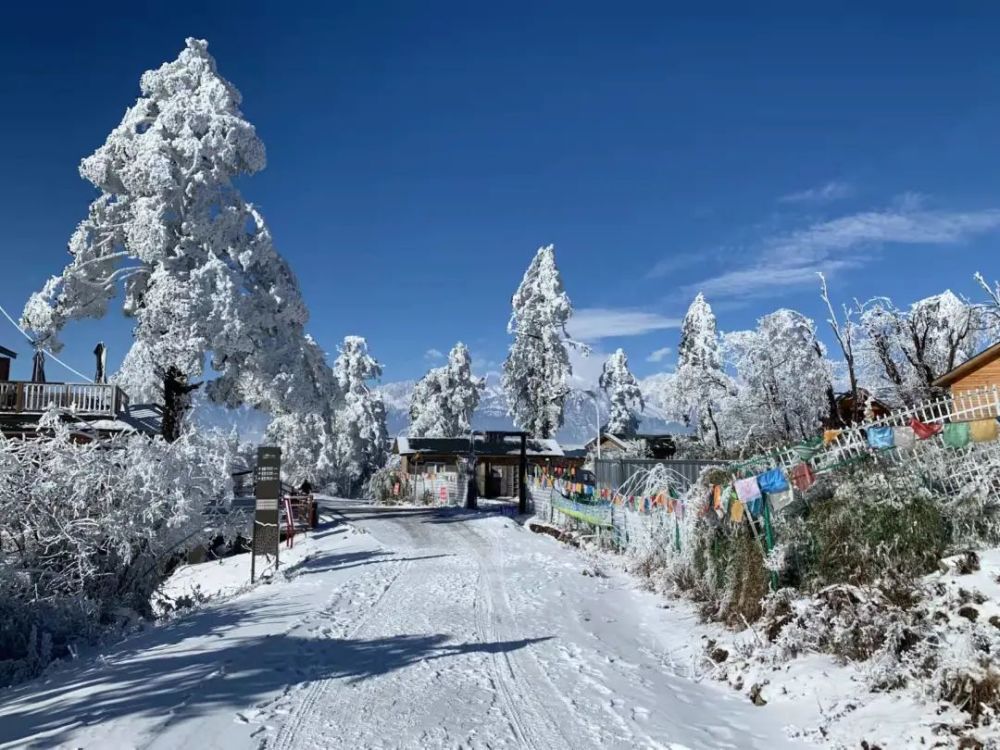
<box><xmin>0</xmin><ymin>502</ymin><xmax>811</xmax><ymax>750</ymax></box>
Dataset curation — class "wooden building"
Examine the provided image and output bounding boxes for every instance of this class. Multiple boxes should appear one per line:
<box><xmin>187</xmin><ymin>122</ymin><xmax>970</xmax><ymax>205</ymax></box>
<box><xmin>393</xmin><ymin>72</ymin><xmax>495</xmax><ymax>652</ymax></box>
<box><xmin>934</xmin><ymin>341</ymin><xmax>1000</xmax><ymax>395</ymax></box>
<box><xmin>0</xmin><ymin>345</ymin><xmax>15</xmax><ymax>382</ymax></box>
<box><xmin>393</xmin><ymin>432</ymin><xmax>575</xmax><ymax>499</ymax></box>
<box><xmin>583</xmin><ymin>432</ymin><xmax>678</xmax><ymax>460</ymax></box>
<box><xmin>933</xmin><ymin>341</ymin><xmax>1000</xmax><ymax>418</ymax></box>
<box><xmin>830</xmin><ymin>388</ymin><xmax>892</xmax><ymax>427</ymax></box>
<box><xmin>0</xmin><ymin>343</ymin><xmax>159</xmax><ymax>439</ymax></box>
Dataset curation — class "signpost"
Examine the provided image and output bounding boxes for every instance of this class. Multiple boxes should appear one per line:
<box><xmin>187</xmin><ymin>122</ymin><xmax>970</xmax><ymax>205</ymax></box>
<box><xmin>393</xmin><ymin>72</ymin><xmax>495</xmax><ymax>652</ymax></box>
<box><xmin>251</xmin><ymin>446</ymin><xmax>281</xmax><ymax>583</ymax></box>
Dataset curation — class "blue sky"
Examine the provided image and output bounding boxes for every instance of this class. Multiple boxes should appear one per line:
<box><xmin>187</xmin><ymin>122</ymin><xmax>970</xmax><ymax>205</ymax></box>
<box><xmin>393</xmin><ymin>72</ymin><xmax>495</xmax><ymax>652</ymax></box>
<box><xmin>1</xmin><ymin>2</ymin><xmax>998</xmax><ymax>387</ymax></box>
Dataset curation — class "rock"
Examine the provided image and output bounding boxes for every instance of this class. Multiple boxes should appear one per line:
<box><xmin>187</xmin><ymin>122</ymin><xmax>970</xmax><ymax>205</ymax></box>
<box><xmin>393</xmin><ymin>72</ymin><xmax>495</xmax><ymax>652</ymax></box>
<box><xmin>957</xmin><ymin>606</ymin><xmax>979</xmax><ymax>622</ymax></box>
<box><xmin>766</xmin><ymin>613</ymin><xmax>794</xmax><ymax>642</ymax></box>
<box><xmin>958</xmin><ymin>737</ymin><xmax>984</xmax><ymax>749</ymax></box>
<box><xmin>989</xmin><ymin>615</ymin><xmax>1000</xmax><ymax>631</ymax></box>
<box><xmin>710</xmin><ymin>647</ymin><xmax>729</xmax><ymax>664</ymax></box>
<box><xmin>749</xmin><ymin>683</ymin><xmax>767</xmax><ymax>706</ymax></box>
<box><xmin>941</xmin><ymin>551</ymin><xmax>981</xmax><ymax>575</ymax></box>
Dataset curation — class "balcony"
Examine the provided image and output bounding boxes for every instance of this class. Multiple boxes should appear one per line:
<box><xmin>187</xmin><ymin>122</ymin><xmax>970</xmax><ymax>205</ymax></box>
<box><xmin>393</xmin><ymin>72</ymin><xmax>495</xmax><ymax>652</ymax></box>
<box><xmin>0</xmin><ymin>381</ymin><xmax>129</xmax><ymax>419</ymax></box>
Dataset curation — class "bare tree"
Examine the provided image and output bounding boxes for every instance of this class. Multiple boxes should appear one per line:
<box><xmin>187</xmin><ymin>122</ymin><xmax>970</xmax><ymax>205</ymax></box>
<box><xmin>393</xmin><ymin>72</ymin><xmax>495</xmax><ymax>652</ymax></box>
<box><xmin>818</xmin><ymin>273</ymin><xmax>859</xmax><ymax>424</ymax></box>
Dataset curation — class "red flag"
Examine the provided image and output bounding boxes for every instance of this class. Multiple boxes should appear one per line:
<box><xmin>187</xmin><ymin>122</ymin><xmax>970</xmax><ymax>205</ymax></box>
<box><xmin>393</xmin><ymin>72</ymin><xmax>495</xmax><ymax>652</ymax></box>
<box><xmin>910</xmin><ymin>418</ymin><xmax>943</xmax><ymax>440</ymax></box>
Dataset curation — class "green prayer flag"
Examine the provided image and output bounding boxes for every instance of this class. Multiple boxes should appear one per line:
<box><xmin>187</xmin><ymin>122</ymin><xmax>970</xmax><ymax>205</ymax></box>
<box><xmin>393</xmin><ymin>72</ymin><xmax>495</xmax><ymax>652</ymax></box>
<box><xmin>793</xmin><ymin>436</ymin><xmax>823</xmax><ymax>460</ymax></box>
<box><xmin>943</xmin><ymin>421</ymin><xmax>971</xmax><ymax>449</ymax></box>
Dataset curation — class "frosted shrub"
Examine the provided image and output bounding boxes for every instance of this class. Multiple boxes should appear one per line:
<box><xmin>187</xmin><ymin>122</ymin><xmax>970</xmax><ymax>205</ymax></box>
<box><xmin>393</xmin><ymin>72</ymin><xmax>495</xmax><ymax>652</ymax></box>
<box><xmin>364</xmin><ymin>458</ymin><xmax>409</xmax><ymax>505</ymax></box>
<box><xmin>0</xmin><ymin>416</ymin><xmax>237</xmax><ymax>685</ymax></box>
<box><xmin>772</xmin><ymin>463</ymin><xmax>950</xmax><ymax>590</ymax></box>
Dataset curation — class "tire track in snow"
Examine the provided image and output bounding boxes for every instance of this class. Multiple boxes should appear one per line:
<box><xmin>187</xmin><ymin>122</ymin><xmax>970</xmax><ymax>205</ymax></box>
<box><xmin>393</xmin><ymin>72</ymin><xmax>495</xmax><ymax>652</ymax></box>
<box><xmin>268</xmin><ymin>556</ymin><xmax>411</xmax><ymax>750</ymax></box>
<box><xmin>453</xmin><ymin>520</ymin><xmax>573</xmax><ymax>750</ymax></box>
<box><xmin>272</xmin><ymin>513</ymin><xmax>514</xmax><ymax>749</ymax></box>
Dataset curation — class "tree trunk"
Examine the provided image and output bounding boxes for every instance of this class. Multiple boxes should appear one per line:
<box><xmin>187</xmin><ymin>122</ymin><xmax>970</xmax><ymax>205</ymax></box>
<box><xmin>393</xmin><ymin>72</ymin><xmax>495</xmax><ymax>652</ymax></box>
<box><xmin>161</xmin><ymin>366</ymin><xmax>200</xmax><ymax>442</ymax></box>
<box><xmin>706</xmin><ymin>403</ymin><xmax>722</xmax><ymax>448</ymax></box>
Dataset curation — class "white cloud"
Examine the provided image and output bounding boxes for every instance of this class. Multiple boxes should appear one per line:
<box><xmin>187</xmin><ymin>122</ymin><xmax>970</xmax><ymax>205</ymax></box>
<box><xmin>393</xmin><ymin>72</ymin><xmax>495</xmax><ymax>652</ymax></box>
<box><xmin>423</xmin><ymin>348</ymin><xmax>444</xmax><ymax>361</ymax></box>
<box><xmin>688</xmin><ymin>207</ymin><xmax>1000</xmax><ymax>301</ymax></box>
<box><xmin>568</xmin><ymin>308</ymin><xmax>681</xmax><ymax>342</ymax></box>
<box><xmin>778</xmin><ymin>180</ymin><xmax>853</xmax><ymax>204</ymax></box>
<box><xmin>646</xmin><ymin>346</ymin><xmax>672</xmax><ymax>363</ymax></box>
<box><xmin>645</xmin><ymin>253</ymin><xmax>705</xmax><ymax>279</ymax></box>
<box><xmin>568</xmin><ymin>346</ymin><xmax>606</xmax><ymax>388</ymax></box>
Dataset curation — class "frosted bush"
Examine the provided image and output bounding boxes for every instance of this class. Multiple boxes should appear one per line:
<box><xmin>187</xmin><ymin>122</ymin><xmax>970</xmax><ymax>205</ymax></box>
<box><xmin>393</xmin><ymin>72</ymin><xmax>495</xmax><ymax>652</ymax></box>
<box><xmin>0</xmin><ymin>414</ymin><xmax>239</xmax><ymax>685</ymax></box>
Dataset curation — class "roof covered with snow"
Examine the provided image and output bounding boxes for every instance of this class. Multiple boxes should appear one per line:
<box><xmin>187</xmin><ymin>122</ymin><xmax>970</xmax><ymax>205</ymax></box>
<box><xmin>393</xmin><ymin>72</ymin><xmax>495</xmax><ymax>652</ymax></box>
<box><xmin>394</xmin><ymin>434</ymin><xmax>564</xmax><ymax>458</ymax></box>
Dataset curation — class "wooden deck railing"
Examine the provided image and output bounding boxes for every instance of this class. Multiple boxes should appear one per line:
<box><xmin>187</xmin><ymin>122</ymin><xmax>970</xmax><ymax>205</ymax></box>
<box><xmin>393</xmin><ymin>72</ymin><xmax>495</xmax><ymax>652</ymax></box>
<box><xmin>0</xmin><ymin>381</ymin><xmax>128</xmax><ymax>417</ymax></box>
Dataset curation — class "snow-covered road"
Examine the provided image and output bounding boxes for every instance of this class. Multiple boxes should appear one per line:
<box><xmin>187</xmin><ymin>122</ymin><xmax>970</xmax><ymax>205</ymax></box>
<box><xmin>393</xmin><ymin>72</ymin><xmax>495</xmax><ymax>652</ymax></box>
<box><xmin>0</xmin><ymin>506</ymin><xmax>805</xmax><ymax>749</ymax></box>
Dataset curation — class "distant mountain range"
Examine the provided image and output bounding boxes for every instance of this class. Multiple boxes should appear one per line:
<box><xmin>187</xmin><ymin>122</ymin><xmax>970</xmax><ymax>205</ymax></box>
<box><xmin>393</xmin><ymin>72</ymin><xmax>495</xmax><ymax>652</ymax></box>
<box><xmin>379</xmin><ymin>372</ymin><xmax>684</xmax><ymax>446</ymax></box>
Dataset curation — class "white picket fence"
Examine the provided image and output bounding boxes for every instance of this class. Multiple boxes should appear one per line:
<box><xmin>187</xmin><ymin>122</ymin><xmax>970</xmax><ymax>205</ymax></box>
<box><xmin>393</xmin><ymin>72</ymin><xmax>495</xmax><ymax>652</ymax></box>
<box><xmin>755</xmin><ymin>385</ymin><xmax>1000</xmax><ymax>499</ymax></box>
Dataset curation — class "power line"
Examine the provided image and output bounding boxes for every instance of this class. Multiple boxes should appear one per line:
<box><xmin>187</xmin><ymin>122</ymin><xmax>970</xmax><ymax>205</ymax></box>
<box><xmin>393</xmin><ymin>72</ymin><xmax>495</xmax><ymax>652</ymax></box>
<box><xmin>0</xmin><ymin>302</ymin><xmax>94</xmax><ymax>383</ymax></box>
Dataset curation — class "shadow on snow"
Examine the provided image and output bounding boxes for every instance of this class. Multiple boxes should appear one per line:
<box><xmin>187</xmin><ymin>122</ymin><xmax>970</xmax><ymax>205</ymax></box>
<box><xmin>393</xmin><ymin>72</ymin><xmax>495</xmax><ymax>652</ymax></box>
<box><xmin>0</xmin><ymin>609</ymin><xmax>550</xmax><ymax>748</ymax></box>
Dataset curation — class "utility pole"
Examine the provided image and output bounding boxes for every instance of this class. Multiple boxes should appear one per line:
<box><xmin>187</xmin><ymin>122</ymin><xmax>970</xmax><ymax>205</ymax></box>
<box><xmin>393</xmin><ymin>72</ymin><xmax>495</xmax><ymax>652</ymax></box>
<box><xmin>584</xmin><ymin>389</ymin><xmax>601</xmax><ymax>459</ymax></box>
<box><xmin>518</xmin><ymin>432</ymin><xmax>528</xmax><ymax>514</ymax></box>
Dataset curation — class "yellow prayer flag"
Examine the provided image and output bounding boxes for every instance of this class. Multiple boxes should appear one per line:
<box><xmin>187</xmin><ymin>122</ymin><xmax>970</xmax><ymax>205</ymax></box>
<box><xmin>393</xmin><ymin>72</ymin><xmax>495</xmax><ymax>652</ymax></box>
<box><xmin>729</xmin><ymin>498</ymin><xmax>745</xmax><ymax>523</ymax></box>
<box><xmin>970</xmin><ymin>418</ymin><xmax>999</xmax><ymax>443</ymax></box>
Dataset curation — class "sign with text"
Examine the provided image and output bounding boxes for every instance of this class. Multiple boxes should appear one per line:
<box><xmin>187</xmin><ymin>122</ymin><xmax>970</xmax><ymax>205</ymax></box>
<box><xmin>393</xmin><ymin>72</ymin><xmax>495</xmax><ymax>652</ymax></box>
<box><xmin>251</xmin><ymin>446</ymin><xmax>281</xmax><ymax>582</ymax></box>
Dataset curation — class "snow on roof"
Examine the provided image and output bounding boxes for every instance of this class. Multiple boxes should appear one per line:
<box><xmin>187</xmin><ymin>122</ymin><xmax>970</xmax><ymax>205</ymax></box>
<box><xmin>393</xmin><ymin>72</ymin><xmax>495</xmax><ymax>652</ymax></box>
<box><xmin>79</xmin><ymin>419</ymin><xmax>138</xmax><ymax>432</ymax></box>
<box><xmin>394</xmin><ymin>434</ymin><xmax>564</xmax><ymax>458</ymax></box>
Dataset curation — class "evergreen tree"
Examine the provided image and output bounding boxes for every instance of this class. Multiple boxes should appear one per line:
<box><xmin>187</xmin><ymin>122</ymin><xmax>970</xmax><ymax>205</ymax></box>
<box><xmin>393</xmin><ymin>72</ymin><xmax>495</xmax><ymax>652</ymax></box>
<box><xmin>20</xmin><ymin>39</ymin><xmax>328</xmax><ymax>441</ymax></box>
<box><xmin>332</xmin><ymin>336</ymin><xmax>388</xmax><ymax>495</ymax></box>
<box><xmin>661</xmin><ymin>293</ymin><xmax>730</xmax><ymax>447</ymax></box>
<box><xmin>502</xmin><ymin>245</ymin><xmax>576</xmax><ymax>438</ymax></box>
<box><xmin>598</xmin><ymin>349</ymin><xmax>643</xmax><ymax>437</ymax></box>
<box><xmin>409</xmin><ymin>343</ymin><xmax>484</xmax><ymax>437</ymax></box>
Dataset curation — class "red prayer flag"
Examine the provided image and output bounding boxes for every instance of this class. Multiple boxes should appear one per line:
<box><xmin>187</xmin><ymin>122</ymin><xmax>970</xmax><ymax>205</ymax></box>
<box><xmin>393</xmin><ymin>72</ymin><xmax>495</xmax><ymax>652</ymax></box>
<box><xmin>790</xmin><ymin>463</ymin><xmax>815</xmax><ymax>491</ymax></box>
<box><xmin>910</xmin><ymin>418</ymin><xmax>943</xmax><ymax>440</ymax></box>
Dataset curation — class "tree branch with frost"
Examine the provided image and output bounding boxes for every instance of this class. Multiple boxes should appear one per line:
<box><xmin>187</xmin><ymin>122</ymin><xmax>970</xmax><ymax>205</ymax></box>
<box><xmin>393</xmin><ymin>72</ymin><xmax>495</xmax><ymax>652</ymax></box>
<box><xmin>818</xmin><ymin>272</ymin><xmax>859</xmax><ymax>415</ymax></box>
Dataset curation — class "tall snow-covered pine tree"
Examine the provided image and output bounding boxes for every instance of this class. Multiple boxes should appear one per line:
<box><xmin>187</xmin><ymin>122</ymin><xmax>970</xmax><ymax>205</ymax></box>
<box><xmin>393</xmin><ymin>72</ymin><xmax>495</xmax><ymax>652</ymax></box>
<box><xmin>409</xmin><ymin>343</ymin><xmax>484</xmax><ymax>437</ymax></box>
<box><xmin>20</xmin><ymin>38</ymin><xmax>329</xmax><ymax>442</ymax></box>
<box><xmin>502</xmin><ymin>245</ymin><xmax>575</xmax><ymax>439</ymax></box>
<box><xmin>598</xmin><ymin>349</ymin><xmax>643</xmax><ymax>437</ymax></box>
<box><xmin>332</xmin><ymin>336</ymin><xmax>388</xmax><ymax>495</ymax></box>
<box><xmin>663</xmin><ymin>293</ymin><xmax>730</xmax><ymax>447</ymax></box>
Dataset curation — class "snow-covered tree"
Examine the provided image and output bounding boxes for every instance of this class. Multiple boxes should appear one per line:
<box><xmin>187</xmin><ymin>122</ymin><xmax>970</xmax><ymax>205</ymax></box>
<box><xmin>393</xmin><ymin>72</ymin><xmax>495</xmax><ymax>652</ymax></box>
<box><xmin>0</xmin><ymin>412</ymin><xmax>240</xmax><ymax>682</ymax></box>
<box><xmin>502</xmin><ymin>245</ymin><xmax>578</xmax><ymax>438</ymax></box>
<box><xmin>658</xmin><ymin>293</ymin><xmax>731</xmax><ymax>447</ymax></box>
<box><xmin>332</xmin><ymin>336</ymin><xmax>388</xmax><ymax>495</ymax></box>
<box><xmin>598</xmin><ymin>348</ymin><xmax>643</xmax><ymax>437</ymax></box>
<box><xmin>263</xmin><ymin>334</ymin><xmax>341</xmax><ymax>487</ymax></box>
<box><xmin>409</xmin><ymin>343</ymin><xmax>484</xmax><ymax>437</ymax></box>
<box><xmin>818</xmin><ymin>273</ymin><xmax>861</xmax><ymax>423</ymax></box>
<box><xmin>976</xmin><ymin>271</ymin><xmax>1000</xmax><ymax>342</ymax></box>
<box><xmin>723</xmin><ymin>309</ymin><xmax>834</xmax><ymax>444</ymax></box>
<box><xmin>20</xmin><ymin>38</ymin><xmax>327</xmax><ymax>440</ymax></box>
<box><xmin>857</xmin><ymin>291</ymin><xmax>985</xmax><ymax>405</ymax></box>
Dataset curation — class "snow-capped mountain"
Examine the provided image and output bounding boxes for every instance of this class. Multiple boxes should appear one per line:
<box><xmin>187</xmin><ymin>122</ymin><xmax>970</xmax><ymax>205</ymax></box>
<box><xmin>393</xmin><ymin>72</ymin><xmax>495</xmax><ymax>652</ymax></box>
<box><xmin>378</xmin><ymin>372</ymin><xmax>683</xmax><ymax>445</ymax></box>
